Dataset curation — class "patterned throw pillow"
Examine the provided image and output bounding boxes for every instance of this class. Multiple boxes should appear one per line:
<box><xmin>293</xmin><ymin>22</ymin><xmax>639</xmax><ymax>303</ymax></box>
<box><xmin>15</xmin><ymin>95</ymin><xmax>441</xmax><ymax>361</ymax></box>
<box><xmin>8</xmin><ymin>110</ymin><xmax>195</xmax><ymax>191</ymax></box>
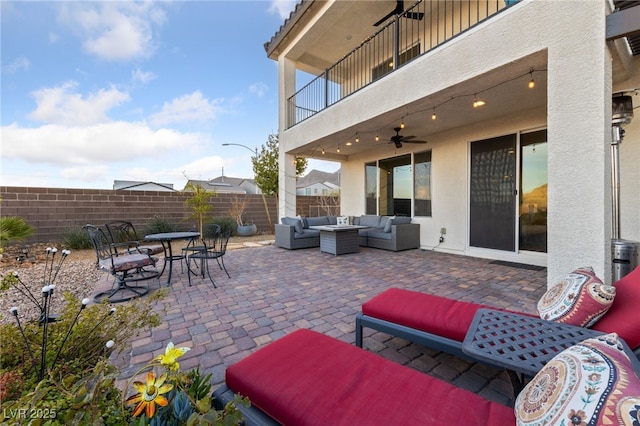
<box><xmin>536</xmin><ymin>267</ymin><xmax>615</xmax><ymax>327</ymax></box>
<box><xmin>515</xmin><ymin>333</ymin><xmax>640</xmax><ymax>425</ymax></box>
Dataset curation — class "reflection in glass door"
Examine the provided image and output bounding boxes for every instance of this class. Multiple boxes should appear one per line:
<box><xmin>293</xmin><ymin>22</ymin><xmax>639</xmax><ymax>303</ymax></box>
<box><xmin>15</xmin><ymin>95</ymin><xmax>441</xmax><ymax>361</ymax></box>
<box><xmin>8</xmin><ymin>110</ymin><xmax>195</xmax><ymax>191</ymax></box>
<box><xmin>519</xmin><ymin>130</ymin><xmax>548</xmax><ymax>253</ymax></box>
<box><xmin>470</xmin><ymin>135</ymin><xmax>517</xmax><ymax>251</ymax></box>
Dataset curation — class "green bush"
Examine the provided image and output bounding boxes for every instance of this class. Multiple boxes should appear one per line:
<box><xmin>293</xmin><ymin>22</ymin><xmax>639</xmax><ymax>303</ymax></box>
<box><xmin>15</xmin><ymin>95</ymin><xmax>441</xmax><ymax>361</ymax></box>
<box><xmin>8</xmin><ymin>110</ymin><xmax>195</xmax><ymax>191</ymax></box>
<box><xmin>0</xmin><ymin>216</ymin><xmax>35</xmax><ymax>250</ymax></box>
<box><xmin>60</xmin><ymin>225</ymin><xmax>93</xmax><ymax>250</ymax></box>
<box><xmin>0</xmin><ymin>288</ymin><xmax>166</xmax><ymax>425</ymax></box>
<box><xmin>144</xmin><ymin>216</ymin><xmax>176</xmax><ymax>235</ymax></box>
<box><xmin>211</xmin><ymin>217</ymin><xmax>235</xmax><ymax>236</ymax></box>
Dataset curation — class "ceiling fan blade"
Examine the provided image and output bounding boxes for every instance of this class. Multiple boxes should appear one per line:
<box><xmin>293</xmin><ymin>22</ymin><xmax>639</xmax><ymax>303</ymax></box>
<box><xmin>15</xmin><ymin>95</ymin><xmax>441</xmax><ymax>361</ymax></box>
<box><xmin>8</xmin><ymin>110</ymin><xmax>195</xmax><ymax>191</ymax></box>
<box><xmin>402</xmin><ymin>139</ymin><xmax>428</xmax><ymax>144</ymax></box>
<box><xmin>401</xmin><ymin>135</ymin><xmax>417</xmax><ymax>141</ymax></box>
<box><xmin>374</xmin><ymin>0</ymin><xmax>405</xmax><ymax>26</ymax></box>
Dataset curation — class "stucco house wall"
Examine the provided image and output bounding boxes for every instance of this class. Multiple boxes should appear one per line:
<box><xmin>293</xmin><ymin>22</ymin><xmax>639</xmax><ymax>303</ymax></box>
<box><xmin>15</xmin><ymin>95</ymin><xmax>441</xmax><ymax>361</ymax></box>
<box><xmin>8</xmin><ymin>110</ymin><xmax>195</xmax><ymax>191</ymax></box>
<box><xmin>271</xmin><ymin>0</ymin><xmax>640</xmax><ymax>286</ymax></box>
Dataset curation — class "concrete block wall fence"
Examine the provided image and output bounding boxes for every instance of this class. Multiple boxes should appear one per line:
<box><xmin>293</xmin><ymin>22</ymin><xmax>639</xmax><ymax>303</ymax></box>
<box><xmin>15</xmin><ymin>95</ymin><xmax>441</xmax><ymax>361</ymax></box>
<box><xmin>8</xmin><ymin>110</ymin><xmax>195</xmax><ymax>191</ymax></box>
<box><xmin>0</xmin><ymin>186</ymin><xmax>338</xmax><ymax>244</ymax></box>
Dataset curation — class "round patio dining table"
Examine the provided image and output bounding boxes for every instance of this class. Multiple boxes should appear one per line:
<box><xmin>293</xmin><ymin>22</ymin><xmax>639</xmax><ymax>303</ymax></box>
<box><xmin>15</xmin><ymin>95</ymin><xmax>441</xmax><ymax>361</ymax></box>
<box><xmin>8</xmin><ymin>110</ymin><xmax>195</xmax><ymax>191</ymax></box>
<box><xmin>144</xmin><ymin>231</ymin><xmax>200</xmax><ymax>286</ymax></box>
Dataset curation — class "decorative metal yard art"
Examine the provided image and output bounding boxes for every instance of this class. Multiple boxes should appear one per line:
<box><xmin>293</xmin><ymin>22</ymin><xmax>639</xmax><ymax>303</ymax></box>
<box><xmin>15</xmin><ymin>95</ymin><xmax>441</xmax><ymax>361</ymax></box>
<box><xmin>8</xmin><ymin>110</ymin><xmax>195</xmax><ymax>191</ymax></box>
<box><xmin>5</xmin><ymin>247</ymin><xmax>115</xmax><ymax>380</ymax></box>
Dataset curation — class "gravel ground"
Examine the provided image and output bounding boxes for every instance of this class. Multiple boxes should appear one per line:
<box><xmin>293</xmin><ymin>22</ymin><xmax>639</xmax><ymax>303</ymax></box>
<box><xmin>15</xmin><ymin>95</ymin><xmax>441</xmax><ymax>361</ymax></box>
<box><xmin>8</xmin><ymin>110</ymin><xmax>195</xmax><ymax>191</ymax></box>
<box><xmin>0</xmin><ymin>247</ymin><xmax>100</xmax><ymax>325</ymax></box>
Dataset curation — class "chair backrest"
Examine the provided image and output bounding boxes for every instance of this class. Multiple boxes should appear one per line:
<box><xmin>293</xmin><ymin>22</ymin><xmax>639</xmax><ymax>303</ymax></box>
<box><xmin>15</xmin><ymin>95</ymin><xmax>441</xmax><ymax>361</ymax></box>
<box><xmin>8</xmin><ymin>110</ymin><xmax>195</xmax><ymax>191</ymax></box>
<box><xmin>212</xmin><ymin>229</ymin><xmax>231</xmax><ymax>255</ymax></box>
<box><xmin>200</xmin><ymin>224</ymin><xmax>222</xmax><ymax>250</ymax></box>
<box><xmin>83</xmin><ymin>225</ymin><xmax>115</xmax><ymax>264</ymax></box>
<box><xmin>105</xmin><ymin>221</ymin><xmax>139</xmax><ymax>252</ymax></box>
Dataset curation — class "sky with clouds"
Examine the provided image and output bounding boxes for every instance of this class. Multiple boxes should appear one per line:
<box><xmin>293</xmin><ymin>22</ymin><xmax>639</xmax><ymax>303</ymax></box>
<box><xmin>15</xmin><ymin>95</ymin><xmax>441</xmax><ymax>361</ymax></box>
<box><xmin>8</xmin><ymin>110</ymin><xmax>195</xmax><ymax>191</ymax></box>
<box><xmin>1</xmin><ymin>0</ymin><xmax>339</xmax><ymax>190</ymax></box>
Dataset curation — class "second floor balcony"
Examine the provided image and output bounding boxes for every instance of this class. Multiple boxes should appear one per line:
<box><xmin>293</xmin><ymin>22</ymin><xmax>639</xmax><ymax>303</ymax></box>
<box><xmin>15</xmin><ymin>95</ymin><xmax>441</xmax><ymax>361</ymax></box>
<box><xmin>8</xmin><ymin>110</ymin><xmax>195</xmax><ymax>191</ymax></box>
<box><xmin>281</xmin><ymin>0</ymin><xmax>514</xmax><ymax>129</ymax></box>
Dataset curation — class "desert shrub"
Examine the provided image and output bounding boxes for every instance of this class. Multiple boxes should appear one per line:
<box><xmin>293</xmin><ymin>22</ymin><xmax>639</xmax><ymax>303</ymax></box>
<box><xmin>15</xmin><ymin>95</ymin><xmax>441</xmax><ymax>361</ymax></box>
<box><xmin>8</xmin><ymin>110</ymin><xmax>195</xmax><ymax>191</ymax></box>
<box><xmin>60</xmin><ymin>225</ymin><xmax>92</xmax><ymax>250</ymax></box>
<box><xmin>211</xmin><ymin>217</ymin><xmax>235</xmax><ymax>236</ymax></box>
<box><xmin>0</xmin><ymin>216</ymin><xmax>35</xmax><ymax>252</ymax></box>
<box><xmin>144</xmin><ymin>216</ymin><xmax>176</xmax><ymax>235</ymax></box>
<box><xmin>0</xmin><ymin>287</ymin><xmax>167</xmax><ymax>424</ymax></box>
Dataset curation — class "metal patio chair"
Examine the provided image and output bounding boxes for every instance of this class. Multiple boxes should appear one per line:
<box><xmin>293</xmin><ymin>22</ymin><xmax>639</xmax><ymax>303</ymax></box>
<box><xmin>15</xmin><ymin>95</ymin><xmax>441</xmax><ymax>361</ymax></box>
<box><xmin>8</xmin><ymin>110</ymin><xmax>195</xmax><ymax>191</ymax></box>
<box><xmin>187</xmin><ymin>228</ymin><xmax>231</xmax><ymax>287</ymax></box>
<box><xmin>84</xmin><ymin>224</ymin><xmax>160</xmax><ymax>303</ymax></box>
<box><xmin>105</xmin><ymin>220</ymin><xmax>164</xmax><ymax>256</ymax></box>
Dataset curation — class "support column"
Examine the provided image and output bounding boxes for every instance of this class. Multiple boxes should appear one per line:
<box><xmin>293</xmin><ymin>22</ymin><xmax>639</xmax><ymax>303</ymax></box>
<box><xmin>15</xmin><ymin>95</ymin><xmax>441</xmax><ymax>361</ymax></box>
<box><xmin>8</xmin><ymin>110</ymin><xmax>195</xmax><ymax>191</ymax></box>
<box><xmin>546</xmin><ymin>1</ymin><xmax>612</xmax><ymax>283</ymax></box>
<box><xmin>278</xmin><ymin>56</ymin><xmax>297</xmax><ymax>219</ymax></box>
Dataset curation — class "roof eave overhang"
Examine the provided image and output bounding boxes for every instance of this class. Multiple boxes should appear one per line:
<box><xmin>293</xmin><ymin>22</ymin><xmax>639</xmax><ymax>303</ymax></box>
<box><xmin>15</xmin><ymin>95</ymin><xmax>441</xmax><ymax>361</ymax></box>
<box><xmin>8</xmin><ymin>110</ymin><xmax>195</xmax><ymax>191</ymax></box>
<box><xmin>264</xmin><ymin>0</ymin><xmax>314</xmax><ymax>60</ymax></box>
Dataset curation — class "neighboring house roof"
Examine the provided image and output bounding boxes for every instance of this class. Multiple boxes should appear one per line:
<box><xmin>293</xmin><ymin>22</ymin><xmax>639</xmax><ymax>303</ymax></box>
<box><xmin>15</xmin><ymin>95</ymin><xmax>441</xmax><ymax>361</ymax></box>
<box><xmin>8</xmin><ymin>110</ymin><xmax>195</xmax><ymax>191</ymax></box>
<box><xmin>113</xmin><ymin>180</ymin><xmax>176</xmax><ymax>191</ymax></box>
<box><xmin>185</xmin><ymin>177</ymin><xmax>258</xmax><ymax>194</ymax></box>
<box><xmin>296</xmin><ymin>169</ymin><xmax>340</xmax><ymax>189</ymax></box>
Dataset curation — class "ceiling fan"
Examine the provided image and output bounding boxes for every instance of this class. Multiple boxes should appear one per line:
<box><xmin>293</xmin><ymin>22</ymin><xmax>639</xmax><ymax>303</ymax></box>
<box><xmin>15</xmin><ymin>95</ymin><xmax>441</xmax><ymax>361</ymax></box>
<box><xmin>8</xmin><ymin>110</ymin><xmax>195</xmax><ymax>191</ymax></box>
<box><xmin>374</xmin><ymin>0</ymin><xmax>425</xmax><ymax>27</ymax></box>
<box><xmin>386</xmin><ymin>127</ymin><xmax>427</xmax><ymax>148</ymax></box>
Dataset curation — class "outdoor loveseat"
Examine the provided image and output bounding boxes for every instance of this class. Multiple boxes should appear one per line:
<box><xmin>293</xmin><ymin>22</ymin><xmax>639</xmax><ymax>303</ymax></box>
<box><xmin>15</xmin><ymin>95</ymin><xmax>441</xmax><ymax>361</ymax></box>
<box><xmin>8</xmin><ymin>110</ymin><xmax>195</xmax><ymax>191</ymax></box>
<box><xmin>356</xmin><ymin>265</ymin><xmax>640</xmax><ymax>360</ymax></box>
<box><xmin>274</xmin><ymin>215</ymin><xmax>420</xmax><ymax>251</ymax></box>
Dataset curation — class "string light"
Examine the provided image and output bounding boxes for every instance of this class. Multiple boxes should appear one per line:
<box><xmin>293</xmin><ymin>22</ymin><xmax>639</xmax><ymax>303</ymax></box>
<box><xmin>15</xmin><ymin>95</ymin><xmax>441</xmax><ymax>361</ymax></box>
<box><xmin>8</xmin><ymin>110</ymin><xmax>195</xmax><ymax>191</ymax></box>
<box><xmin>472</xmin><ymin>95</ymin><xmax>486</xmax><ymax>108</ymax></box>
<box><xmin>302</xmin><ymin>67</ymin><xmax>546</xmax><ymax>156</ymax></box>
<box><xmin>528</xmin><ymin>69</ymin><xmax>535</xmax><ymax>89</ymax></box>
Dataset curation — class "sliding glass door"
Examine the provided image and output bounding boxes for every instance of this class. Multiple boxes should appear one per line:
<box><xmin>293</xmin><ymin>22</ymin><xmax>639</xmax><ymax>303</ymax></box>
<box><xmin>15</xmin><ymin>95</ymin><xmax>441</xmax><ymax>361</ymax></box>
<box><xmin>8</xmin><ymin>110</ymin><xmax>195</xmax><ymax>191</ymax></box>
<box><xmin>470</xmin><ymin>135</ymin><xmax>517</xmax><ymax>251</ymax></box>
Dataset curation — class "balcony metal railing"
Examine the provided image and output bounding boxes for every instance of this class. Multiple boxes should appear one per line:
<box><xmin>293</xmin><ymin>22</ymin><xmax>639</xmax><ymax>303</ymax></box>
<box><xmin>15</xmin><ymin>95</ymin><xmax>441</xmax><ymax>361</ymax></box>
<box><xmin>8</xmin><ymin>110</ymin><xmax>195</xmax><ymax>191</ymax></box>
<box><xmin>287</xmin><ymin>0</ymin><xmax>510</xmax><ymax>128</ymax></box>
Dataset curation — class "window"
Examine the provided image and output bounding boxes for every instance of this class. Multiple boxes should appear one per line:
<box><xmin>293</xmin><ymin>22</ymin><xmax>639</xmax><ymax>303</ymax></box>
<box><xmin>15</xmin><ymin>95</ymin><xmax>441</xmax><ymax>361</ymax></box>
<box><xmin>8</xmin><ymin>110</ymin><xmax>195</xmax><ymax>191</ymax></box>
<box><xmin>364</xmin><ymin>151</ymin><xmax>431</xmax><ymax>217</ymax></box>
<box><xmin>414</xmin><ymin>151</ymin><xmax>432</xmax><ymax>217</ymax></box>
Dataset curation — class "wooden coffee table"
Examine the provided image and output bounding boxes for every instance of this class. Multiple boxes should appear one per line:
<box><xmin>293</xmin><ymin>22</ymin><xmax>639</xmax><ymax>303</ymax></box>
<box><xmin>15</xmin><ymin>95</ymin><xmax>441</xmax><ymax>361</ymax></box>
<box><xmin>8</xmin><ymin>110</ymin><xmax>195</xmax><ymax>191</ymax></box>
<box><xmin>309</xmin><ymin>225</ymin><xmax>368</xmax><ymax>255</ymax></box>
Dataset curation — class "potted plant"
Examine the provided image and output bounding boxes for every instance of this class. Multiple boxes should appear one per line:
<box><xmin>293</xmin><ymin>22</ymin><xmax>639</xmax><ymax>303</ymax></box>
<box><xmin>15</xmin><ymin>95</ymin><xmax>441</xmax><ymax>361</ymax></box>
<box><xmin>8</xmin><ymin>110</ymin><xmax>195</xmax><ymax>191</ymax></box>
<box><xmin>228</xmin><ymin>195</ymin><xmax>257</xmax><ymax>236</ymax></box>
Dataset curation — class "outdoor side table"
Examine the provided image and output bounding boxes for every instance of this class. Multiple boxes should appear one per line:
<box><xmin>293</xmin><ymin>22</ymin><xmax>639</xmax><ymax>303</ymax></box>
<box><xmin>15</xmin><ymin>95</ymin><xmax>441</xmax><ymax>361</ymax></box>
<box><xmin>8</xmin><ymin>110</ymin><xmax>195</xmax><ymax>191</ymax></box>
<box><xmin>462</xmin><ymin>308</ymin><xmax>604</xmax><ymax>395</ymax></box>
<box><xmin>144</xmin><ymin>232</ymin><xmax>200</xmax><ymax>285</ymax></box>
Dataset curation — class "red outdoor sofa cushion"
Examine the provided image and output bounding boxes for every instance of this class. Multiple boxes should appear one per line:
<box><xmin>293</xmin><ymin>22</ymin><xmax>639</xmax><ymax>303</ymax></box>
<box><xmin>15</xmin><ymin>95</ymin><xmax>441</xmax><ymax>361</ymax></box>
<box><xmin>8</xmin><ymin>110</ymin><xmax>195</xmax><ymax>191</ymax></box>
<box><xmin>220</xmin><ymin>329</ymin><xmax>515</xmax><ymax>425</ymax></box>
<box><xmin>357</xmin><ymin>266</ymin><xmax>640</xmax><ymax>357</ymax></box>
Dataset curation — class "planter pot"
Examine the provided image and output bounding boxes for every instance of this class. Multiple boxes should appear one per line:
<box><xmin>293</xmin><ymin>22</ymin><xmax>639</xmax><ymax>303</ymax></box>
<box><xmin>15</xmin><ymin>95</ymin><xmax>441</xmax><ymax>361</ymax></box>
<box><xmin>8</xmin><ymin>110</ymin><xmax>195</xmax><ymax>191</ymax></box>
<box><xmin>236</xmin><ymin>224</ymin><xmax>257</xmax><ymax>236</ymax></box>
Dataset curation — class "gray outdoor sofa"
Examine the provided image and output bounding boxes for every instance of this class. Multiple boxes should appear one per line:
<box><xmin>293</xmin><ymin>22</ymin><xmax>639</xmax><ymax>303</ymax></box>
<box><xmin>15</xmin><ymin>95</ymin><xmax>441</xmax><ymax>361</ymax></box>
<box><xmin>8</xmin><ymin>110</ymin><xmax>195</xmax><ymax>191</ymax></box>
<box><xmin>274</xmin><ymin>214</ymin><xmax>420</xmax><ymax>251</ymax></box>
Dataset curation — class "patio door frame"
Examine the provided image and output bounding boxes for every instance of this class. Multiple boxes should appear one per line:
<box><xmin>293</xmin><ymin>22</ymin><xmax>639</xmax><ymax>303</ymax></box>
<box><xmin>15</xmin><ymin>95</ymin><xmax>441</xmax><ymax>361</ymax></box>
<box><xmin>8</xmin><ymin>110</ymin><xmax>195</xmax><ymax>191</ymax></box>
<box><xmin>467</xmin><ymin>129</ymin><xmax>548</xmax><ymax>266</ymax></box>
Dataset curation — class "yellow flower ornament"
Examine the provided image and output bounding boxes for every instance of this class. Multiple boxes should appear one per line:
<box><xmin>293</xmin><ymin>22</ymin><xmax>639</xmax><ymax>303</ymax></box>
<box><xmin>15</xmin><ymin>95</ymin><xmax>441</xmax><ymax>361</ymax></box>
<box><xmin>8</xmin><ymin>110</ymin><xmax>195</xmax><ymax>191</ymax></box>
<box><xmin>126</xmin><ymin>371</ymin><xmax>173</xmax><ymax>418</ymax></box>
<box><xmin>156</xmin><ymin>341</ymin><xmax>190</xmax><ymax>371</ymax></box>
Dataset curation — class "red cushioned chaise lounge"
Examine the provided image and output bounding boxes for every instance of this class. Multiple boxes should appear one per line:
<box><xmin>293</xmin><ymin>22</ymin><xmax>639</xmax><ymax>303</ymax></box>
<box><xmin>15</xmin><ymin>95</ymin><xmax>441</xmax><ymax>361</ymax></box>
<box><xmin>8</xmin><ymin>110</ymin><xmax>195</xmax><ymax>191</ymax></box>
<box><xmin>355</xmin><ymin>266</ymin><xmax>640</xmax><ymax>360</ymax></box>
<box><xmin>213</xmin><ymin>329</ymin><xmax>515</xmax><ymax>426</ymax></box>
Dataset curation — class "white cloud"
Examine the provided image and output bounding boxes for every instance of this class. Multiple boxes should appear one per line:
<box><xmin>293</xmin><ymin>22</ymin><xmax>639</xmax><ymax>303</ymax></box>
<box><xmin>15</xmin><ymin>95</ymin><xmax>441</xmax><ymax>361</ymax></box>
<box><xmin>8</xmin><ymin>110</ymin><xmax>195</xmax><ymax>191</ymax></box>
<box><xmin>58</xmin><ymin>2</ymin><xmax>166</xmax><ymax>61</ymax></box>
<box><xmin>61</xmin><ymin>165</ymin><xmax>109</xmax><ymax>182</ymax></box>
<box><xmin>3</xmin><ymin>56</ymin><xmax>30</xmax><ymax>74</ymax></box>
<box><xmin>268</xmin><ymin>0</ymin><xmax>297</xmax><ymax>20</ymax></box>
<box><xmin>1</xmin><ymin>121</ymin><xmax>208</xmax><ymax>166</ymax></box>
<box><xmin>131</xmin><ymin>68</ymin><xmax>157</xmax><ymax>86</ymax></box>
<box><xmin>27</xmin><ymin>81</ymin><xmax>130</xmax><ymax>126</ymax></box>
<box><xmin>179</xmin><ymin>156</ymin><xmax>226</xmax><ymax>181</ymax></box>
<box><xmin>248</xmin><ymin>82</ymin><xmax>268</xmax><ymax>98</ymax></box>
<box><xmin>149</xmin><ymin>91</ymin><xmax>224</xmax><ymax>126</ymax></box>
<box><xmin>48</xmin><ymin>32</ymin><xmax>59</xmax><ymax>44</ymax></box>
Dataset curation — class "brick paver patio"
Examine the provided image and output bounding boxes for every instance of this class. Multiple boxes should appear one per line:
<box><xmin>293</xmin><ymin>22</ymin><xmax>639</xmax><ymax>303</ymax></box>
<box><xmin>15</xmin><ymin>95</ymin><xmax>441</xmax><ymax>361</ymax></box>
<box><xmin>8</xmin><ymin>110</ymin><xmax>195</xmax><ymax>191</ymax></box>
<box><xmin>100</xmin><ymin>243</ymin><xmax>547</xmax><ymax>408</ymax></box>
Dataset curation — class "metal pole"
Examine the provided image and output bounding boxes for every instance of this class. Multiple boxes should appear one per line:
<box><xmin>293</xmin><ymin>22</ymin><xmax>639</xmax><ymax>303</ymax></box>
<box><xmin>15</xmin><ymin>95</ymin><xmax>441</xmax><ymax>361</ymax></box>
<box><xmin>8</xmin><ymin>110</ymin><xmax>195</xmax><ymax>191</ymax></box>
<box><xmin>611</xmin><ymin>125</ymin><xmax>623</xmax><ymax>239</ymax></box>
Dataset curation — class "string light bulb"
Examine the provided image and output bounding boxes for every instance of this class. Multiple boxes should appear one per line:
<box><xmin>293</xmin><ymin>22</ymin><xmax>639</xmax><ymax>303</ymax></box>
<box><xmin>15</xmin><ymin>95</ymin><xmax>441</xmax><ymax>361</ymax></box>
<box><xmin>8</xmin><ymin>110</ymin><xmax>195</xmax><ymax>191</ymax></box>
<box><xmin>472</xmin><ymin>95</ymin><xmax>486</xmax><ymax>108</ymax></box>
<box><xmin>346</xmin><ymin>141</ymin><xmax>352</xmax><ymax>146</ymax></box>
<box><xmin>431</xmin><ymin>109</ymin><xmax>437</xmax><ymax>120</ymax></box>
<box><xmin>528</xmin><ymin>69</ymin><xmax>535</xmax><ymax>89</ymax></box>
<box><xmin>375</xmin><ymin>135</ymin><xmax>379</xmax><ymax>142</ymax></box>
<box><xmin>400</xmin><ymin>120</ymin><xmax>405</xmax><ymax>129</ymax></box>
<box><xmin>355</xmin><ymin>135</ymin><xmax>359</xmax><ymax>143</ymax></box>
<box><xmin>337</xmin><ymin>146</ymin><xmax>340</xmax><ymax>153</ymax></box>
<box><xmin>321</xmin><ymin>148</ymin><xmax>325</xmax><ymax>155</ymax></box>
